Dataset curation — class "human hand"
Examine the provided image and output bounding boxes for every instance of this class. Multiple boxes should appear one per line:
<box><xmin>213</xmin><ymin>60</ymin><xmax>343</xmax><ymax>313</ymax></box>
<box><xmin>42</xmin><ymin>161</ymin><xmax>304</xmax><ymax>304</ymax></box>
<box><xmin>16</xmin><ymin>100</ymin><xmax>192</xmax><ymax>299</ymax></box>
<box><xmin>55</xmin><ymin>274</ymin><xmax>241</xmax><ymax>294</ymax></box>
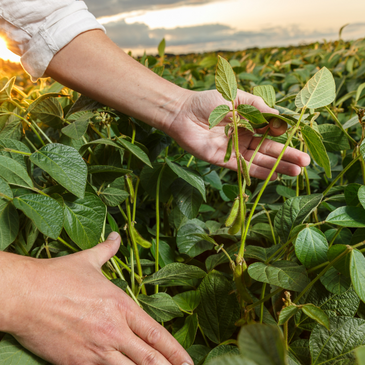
<box><xmin>166</xmin><ymin>90</ymin><xmax>310</xmax><ymax>180</ymax></box>
<box><xmin>2</xmin><ymin>233</ymin><xmax>193</xmax><ymax>365</ymax></box>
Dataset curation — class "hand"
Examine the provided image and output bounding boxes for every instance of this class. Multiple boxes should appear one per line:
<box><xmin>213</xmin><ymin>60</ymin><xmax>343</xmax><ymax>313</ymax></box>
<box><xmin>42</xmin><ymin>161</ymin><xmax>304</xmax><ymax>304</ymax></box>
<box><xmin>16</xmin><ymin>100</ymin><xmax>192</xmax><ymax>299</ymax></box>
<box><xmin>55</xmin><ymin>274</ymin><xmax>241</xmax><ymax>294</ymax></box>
<box><xmin>2</xmin><ymin>233</ymin><xmax>193</xmax><ymax>365</ymax></box>
<box><xmin>167</xmin><ymin>90</ymin><xmax>310</xmax><ymax>180</ymax></box>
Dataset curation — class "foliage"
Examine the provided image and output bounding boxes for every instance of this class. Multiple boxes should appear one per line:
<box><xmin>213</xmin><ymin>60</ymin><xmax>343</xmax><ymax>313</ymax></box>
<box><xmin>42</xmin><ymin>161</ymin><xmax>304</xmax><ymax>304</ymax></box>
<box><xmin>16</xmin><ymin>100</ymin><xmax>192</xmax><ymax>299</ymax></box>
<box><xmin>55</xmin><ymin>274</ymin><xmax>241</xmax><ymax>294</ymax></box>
<box><xmin>1</xmin><ymin>35</ymin><xmax>365</xmax><ymax>365</ymax></box>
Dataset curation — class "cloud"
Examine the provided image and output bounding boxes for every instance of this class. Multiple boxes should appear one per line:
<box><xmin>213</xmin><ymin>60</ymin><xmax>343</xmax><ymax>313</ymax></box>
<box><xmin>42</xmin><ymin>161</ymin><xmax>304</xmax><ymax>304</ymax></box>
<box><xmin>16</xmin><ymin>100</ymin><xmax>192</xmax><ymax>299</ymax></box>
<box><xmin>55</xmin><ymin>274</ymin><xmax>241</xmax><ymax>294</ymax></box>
<box><xmin>103</xmin><ymin>20</ymin><xmax>365</xmax><ymax>55</ymax></box>
<box><xmin>84</xmin><ymin>0</ymin><xmax>218</xmax><ymax>18</ymax></box>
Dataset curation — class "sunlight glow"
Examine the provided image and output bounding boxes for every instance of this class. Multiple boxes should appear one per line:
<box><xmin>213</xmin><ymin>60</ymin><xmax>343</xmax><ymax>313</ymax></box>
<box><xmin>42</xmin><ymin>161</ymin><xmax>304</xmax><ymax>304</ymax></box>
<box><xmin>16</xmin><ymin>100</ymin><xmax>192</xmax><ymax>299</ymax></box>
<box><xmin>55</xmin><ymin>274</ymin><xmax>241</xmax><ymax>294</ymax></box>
<box><xmin>0</xmin><ymin>38</ymin><xmax>20</xmax><ymax>63</ymax></box>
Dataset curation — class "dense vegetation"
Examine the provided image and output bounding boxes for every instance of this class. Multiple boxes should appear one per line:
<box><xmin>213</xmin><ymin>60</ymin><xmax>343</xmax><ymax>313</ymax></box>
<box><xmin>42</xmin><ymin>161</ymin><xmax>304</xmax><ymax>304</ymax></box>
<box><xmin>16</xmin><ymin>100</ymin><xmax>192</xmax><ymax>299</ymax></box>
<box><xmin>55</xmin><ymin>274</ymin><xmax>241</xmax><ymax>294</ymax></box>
<box><xmin>1</xmin><ymin>36</ymin><xmax>365</xmax><ymax>364</ymax></box>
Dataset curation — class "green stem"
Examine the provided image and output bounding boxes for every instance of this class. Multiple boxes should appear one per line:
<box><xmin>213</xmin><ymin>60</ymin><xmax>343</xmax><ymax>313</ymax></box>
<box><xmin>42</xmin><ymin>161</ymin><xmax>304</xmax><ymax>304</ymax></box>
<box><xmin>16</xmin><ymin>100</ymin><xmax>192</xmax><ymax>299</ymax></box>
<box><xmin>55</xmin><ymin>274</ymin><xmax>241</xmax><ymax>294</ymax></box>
<box><xmin>263</xmin><ymin>207</ymin><xmax>277</xmax><ymax>245</ymax></box>
<box><xmin>259</xmin><ymin>283</ymin><xmax>267</xmax><ymax>324</ymax></box>
<box><xmin>329</xmin><ymin>227</ymin><xmax>342</xmax><ymax>248</ymax></box>
<box><xmin>304</xmin><ymin>167</ymin><xmax>311</xmax><ymax>196</ymax></box>
<box><xmin>57</xmin><ymin>237</ymin><xmax>78</xmax><ymax>252</ymax></box>
<box><xmin>323</xmin><ymin>154</ymin><xmax>361</xmax><ymax>196</ymax></box>
<box><xmin>246</xmin><ymin>287</ymin><xmax>283</xmax><ymax>311</ymax></box>
<box><xmin>3</xmin><ymin>148</ymin><xmax>32</xmax><ymax>156</ymax></box>
<box><xmin>186</xmin><ymin>155</ymin><xmax>194</xmax><ymax>168</ymax></box>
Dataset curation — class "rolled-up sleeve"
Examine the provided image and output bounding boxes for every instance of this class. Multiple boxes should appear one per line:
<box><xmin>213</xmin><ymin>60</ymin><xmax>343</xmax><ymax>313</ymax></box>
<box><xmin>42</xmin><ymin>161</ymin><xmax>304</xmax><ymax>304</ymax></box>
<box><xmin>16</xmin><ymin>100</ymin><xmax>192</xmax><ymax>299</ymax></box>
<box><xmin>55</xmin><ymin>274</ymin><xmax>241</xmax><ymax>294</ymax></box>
<box><xmin>0</xmin><ymin>0</ymin><xmax>105</xmax><ymax>81</ymax></box>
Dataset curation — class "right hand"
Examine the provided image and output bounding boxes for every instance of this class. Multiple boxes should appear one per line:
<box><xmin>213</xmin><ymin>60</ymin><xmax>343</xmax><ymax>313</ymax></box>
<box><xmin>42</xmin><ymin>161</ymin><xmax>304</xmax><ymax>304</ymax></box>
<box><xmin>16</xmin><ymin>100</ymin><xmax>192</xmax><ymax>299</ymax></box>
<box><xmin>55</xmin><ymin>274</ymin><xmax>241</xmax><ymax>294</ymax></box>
<box><xmin>3</xmin><ymin>232</ymin><xmax>193</xmax><ymax>365</ymax></box>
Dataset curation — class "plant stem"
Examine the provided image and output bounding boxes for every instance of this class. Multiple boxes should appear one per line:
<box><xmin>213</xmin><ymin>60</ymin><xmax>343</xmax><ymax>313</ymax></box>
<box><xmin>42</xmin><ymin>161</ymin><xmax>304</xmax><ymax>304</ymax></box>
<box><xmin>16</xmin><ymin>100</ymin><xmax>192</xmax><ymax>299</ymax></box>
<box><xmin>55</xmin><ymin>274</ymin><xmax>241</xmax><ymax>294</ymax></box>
<box><xmin>322</xmin><ymin>155</ymin><xmax>361</xmax><ymax>196</ymax></box>
<box><xmin>263</xmin><ymin>207</ymin><xmax>277</xmax><ymax>245</ymax></box>
<box><xmin>186</xmin><ymin>155</ymin><xmax>194</xmax><ymax>167</ymax></box>
<box><xmin>304</xmin><ymin>167</ymin><xmax>311</xmax><ymax>196</ymax></box>
<box><xmin>3</xmin><ymin>148</ymin><xmax>32</xmax><ymax>156</ymax></box>
<box><xmin>57</xmin><ymin>237</ymin><xmax>78</xmax><ymax>252</ymax></box>
<box><xmin>259</xmin><ymin>283</ymin><xmax>266</xmax><ymax>324</ymax></box>
<box><xmin>329</xmin><ymin>227</ymin><xmax>342</xmax><ymax>248</ymax></box>
<box><xmin>246</xmin><ymin>287</ymin><xmax>283</xmax><ymax>311</ymax></box>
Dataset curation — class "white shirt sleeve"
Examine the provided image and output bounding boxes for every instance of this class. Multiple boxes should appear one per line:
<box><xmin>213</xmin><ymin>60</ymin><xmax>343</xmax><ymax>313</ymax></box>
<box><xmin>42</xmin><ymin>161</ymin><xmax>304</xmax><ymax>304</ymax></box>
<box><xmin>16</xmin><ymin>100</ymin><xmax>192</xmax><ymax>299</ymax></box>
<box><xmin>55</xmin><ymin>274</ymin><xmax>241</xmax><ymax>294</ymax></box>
<box><xmin>0</xmin><ymin>0</ymin><xmax>106</xmax><ymax>81</ymax></box>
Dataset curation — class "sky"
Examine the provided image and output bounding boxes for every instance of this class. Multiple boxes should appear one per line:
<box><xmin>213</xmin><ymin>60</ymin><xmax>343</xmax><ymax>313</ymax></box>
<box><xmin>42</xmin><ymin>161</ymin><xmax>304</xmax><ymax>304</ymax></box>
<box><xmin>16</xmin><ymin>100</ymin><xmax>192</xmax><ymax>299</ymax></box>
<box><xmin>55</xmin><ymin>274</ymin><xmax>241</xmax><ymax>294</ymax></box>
<box><xmin>86</xmin><ymin>0</ymin><xmax>365</xmax><ymax>55</ymax></box>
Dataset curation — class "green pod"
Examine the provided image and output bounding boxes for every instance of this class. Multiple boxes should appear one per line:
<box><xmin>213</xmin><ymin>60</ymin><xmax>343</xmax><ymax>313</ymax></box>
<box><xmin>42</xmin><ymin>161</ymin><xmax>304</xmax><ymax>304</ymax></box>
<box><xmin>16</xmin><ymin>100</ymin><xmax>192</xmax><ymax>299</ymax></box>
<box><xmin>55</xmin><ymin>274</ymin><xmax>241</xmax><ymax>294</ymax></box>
<box><xmin>228</xmin><ymin>206</ymin><xmax>242</xmax><ymax>235</ymax></box>
<box><xmin>125</xmin><ymin>175</ymin><xmax>135</xmax><ymax>203</ymax></box>
<box><xmin>224</xmin><ymin>123</ymin><xmax>231</xmax><ymax>137</ymax></box>
<box><xmin>225</xmin><ymin>199</ymin><xmax>239</xmax><ymax>227</ymax></box>
<box><xmin>224</xmin><ymin>135</ymin><xmax>233</xmax><ymax>163</ymax></box>
<box><xmin>240</xmin><ymin>155</ymin><xmax>251</xmax><ymax>186</ymax></box>
<box><xmin>131</xmin><ymin>226</ymin><xmax>152</xmax><ymax>249</ymax></box>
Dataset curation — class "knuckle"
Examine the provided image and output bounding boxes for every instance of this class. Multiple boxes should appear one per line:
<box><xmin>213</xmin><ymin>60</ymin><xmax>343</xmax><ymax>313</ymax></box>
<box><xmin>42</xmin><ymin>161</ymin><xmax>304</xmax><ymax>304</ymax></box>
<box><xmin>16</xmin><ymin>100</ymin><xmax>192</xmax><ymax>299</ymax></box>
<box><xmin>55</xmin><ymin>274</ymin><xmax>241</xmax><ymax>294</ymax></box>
<box><xmin>142</xmin><ymin>351</ymin><xmax>159</xmax><ymax>365</ymax></box>
<box><xmin>168</xmin><ymin>346</ymin><xmax>182</xmax><ymax>362</ymax></box>
<box><xmin>146</xmin><ymin>326</ymin><xmax>161</xmax><ymax>345</ymax></box>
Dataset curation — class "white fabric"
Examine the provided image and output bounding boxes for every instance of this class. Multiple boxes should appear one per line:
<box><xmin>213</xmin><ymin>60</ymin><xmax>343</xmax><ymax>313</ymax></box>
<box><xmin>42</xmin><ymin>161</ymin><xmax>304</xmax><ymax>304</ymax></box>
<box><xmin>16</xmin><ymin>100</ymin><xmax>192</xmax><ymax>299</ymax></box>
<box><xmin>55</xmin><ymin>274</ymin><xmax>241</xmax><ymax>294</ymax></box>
<box><xmin>0</xmin><ymin>0</ymin><xmax>105</xmax><ymax>81</ymax></box>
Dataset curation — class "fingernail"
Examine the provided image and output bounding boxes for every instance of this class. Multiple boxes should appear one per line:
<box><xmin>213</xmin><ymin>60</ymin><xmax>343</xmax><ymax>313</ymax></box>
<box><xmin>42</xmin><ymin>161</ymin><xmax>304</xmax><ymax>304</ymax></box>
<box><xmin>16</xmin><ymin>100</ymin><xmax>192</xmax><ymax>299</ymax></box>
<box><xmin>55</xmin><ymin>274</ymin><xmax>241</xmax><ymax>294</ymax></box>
<box><xmin>108</xmin><ymin>232</ymin><xmax>119</xmax><ymax>240</ymax></box>
<box><xmin>272</xmin><ymin>119</ymin><xmax>283</xmax><ymax>129</ymax></box>
<box><xmin>182</xmin><ymin>363</ymin><xmax>192</xmax><ymax>365</ymax></box>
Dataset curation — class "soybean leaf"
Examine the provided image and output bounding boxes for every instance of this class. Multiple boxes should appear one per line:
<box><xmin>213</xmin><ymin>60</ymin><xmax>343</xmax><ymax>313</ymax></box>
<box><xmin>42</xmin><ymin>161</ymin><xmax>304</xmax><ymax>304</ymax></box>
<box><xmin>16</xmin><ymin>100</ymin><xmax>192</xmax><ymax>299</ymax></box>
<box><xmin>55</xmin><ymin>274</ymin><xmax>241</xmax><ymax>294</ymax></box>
<box><xmin>355</xmin><ymin>346</ymin><xmax>365</xmax><ymax>365</ymax></box>
<box><xmin>345</xmin><ymin>183</ymin><xmax>361</xmax><ymax>206</ymax></box>
<box><xmin>262</xmin><ymin>113</ymin><xmax>297</xmax><ymax>127</ymax></box>
<box><xmin>0</xmin><ymin>334</ymin><xmax>47</xmax><ymax>365</ymax></box>
<box><xmin>197</xmin><ymin>271</ymin><xmax>240</xmax><ymax>344</ymax></box>
<box><xmin>151</xmin><ymin>239</ymin><xmax>176</xmax><ymax>268</ymax></box>
<box><xmin>0</xmin><ymin>177</ymin><xmax>13</xmax><ymax>200</ymax></box>
<box><xmin>237</xmin><ymin>104</ymin><xmax>268</xmax><ymax>126</ymax></box>
<box><xmin>328</xmin><ymin>244</ymin><xmax>351</xmax><ymax>276</ymax></box>
<box><xmin>66</xmin><ymin>95</ymin><xmax>104</xmax><ymax>116</ymax></box>
<box><xmin>0</xmin><ymin>155</ymin><xmax>33</xmax><ymax>188</ymax></box>
<box><xmin>317</xmin><ymin>124</ymin><xmax>350</xmax><ymax>152</ymax></box>
<box><xmin>174</xmin><ymin>313</ymin><xmax>198</xmax><ymax>349</ymax></box>
<box><xmin>30</xmin><ymin>97</ymin><xmax>64</xmax><ymax>128</ymax></box>
<box><xmin>204</xmin><ymin>345</ymin><xmax>240</xmax><ymax>364</ymax></box>
<box><xmin>61</xmin><ymin>119</ymin><xmax>89</xmax><ymax>139</ymax></box>
<box><xmin>253</xmin><ymin>85</ymin><xmax>276</xmax><ymax>108</ymax></box>
<box><xmin>274</xmin><ymin>194</ymin><xmax>323</xmax><ymax>244</ymax></box>
<box><xmin>326</xmin><ymin>206</ymin><xmax>365</xmax><ymax>227</ymax></box>
<box><xmin>310</xmin><ymin>317</ymin><xmax>365</xmax><ymax>364</ymax></box>
<box><xmin>0</xmin><ymin>77</ymin><xmax>15</xmax><ymax>102</ymax></box>
<box><xmin>173</xmin><ymin>290</ymin><xmax>201</xmax><ymax>312</ymax></box>
<box><xmin>116</xmin><ymin>138</ymin><xmax>152</xmax><ymax>167</ymax></box>
<box><xmin>138</xmin><ymin>292</ymin><xmax>183</xmax><ymax>322</ymax></box>
<box><xmin>276</xmin><ymin>185</ymin><xmax>296</xmax><ymax>199</ymax></box>
<box><xmin>278</xmin><ymin>305</ymin><xmax>299</xmax><ymax>325</ymax></box>
<box><xmin>295</xmin><ymin>67</ymin><xmax>336</xmax><ymax>109</ymax></box>
<box><xmin>320</xmin><ymin>266</ymin><xmax>351</xmax><ymax>295</ymax></box>
<box><xmin>187</xmin><ymin>345</ymin><xmax>210</xmax><ymax>365</ymax></box>
<box><xmin>358</xmin><ymin>185</ymin><xmax>365</xmax><ymax>210</ymax></box>
<box><xmin>302</xmin><ymin>304</ymin><xmax>329</xmax><ymax>329</ymax></box>
<box><xmin>302</xmin><ymin>125</ymin><xmax>331</xmax><ymax>178</ymax></box>
<box><xmin>208</xmin><ymin>356</ymin><xmax>257</xmax><ymax>365</ymax></box>
<box><xmin>289</xmin><ymin>339</ymin><xmax>310</xmax><ymax>365</ymax></box>
<box><xmin>216</xmin><ymin>56</ymin><xmax>237</xmax><ymax>102</ymax></box>
<box><xmin>295</xmin><ymin>227</ymin><xmax>328</xmax><ymax>269</ymax></box>
<box><xmin>78</xmin><ymin>138</ymin><xmax>122</xmax><ymax>156</ymax></box>
<box><xmin>245</xmin><ymin>245</ymin><xmax>282</xmax><ymax>262</ymax></box>
<box><xmin>166</xmin><ymin>158</ymin><xmax>206</xmax><ymax>200</ymax></box>
<box><xmin>64</xmin><ymin>193</ymin><xmax>106</xmax><ymax>249</ymax></box>
<box><xmin>99</xmin><ymin>187</ymin><xmax>129</xmax><ymax>207</ymax></box>
<box><xmin>0</xmin><ymin>199</ymin><xmax>19</xmax><ymax>250</ymax></box>
<box><xmin>143</xmin><ymin>263</ymin><xmax>206</xmax><ymax>286</ymax></box>
<box><xmin>0</xmin><ymin>138</ymin><xmax>30</xmax><ymax>169</ymax></box>
<box><xmin>30</xmin><ymin>144</ymin><xmax>87</xmax><ymax>199</ymax></box>
<box><xmin>350</xmin><ymin>249</ymin><xmax>365</xmax><ymax>303</ymax></box>
<box><xmin>13</xmin><ymin>194</ymin><xmax>63</xmax><ymax>239</ymax></box>
<box><xmin>238</xmin><ymin>323</ymin><xmax>288</xmax><ymax>365</ymax></box>
<box><xmin>209</xmin><ymin>104</ymin><xmax>230</xmax><ymax>129</ymax></box>
<box><xmin>172</xmin><ymin>179</ymin><xmax>203</xmax><ymax>219</ymax></box>
<box><xmin>248</xmin><ymin>261</ymin><xmax>310</xmax><ymax>292</ymax></box>
<box><xmin>158</xmin><ymin>38</ymin><xmax>166</xmax><ymax>58</ymax></box>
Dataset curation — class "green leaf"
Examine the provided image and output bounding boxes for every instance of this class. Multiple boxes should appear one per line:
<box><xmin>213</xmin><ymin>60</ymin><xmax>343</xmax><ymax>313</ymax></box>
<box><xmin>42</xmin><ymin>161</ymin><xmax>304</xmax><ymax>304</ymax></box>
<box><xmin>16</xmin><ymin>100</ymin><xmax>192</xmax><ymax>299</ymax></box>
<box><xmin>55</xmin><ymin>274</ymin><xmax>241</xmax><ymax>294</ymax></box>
<box><xmin>166</xmin><ymin>158</ymin><xmax>206</xmax><ymax>200</ymax></box>
<box><xmin>174</xmin><ymin>313</ymin><xmax>198</xmax><ymax>349</ymax></box>
<box><xmin>345</xmin><ymin>183</ymin><xmax>361</xmax><ymax>206</ymax></box>
<box><xmin>356</xmin><ymin>82</ymin><xmax>365</xmax><ymax>103</ymax></box>
<box><xmin>278</xmin><ymin>305</ymin><xmax>299</xmax><ymax>325</ymax></box>
<box><xmin>320</xmin><ymin>266</ymin><xmax>351</xmax><ymax>295</ymax></box>
<box><xmin>208</xmin><ymin>356</ymin><xmax>257</xmax><ymax>365</ymax></box>
<box><xmin>302</xmin><ymin>125</ymin><xmax>331</xmax><ymax>178</ymax></box>
<box><xmin>248</xmin><ymin>261</ymin><xmax>310</xmax><ymax>292</ymax></box>
<box><xmin>209</xmin><ymin>104</ymin><xmax>230</xmax><ymax>129</ymax></box>
<box><xmin>295</xmin><ymin>227</ymin><xmax>328</xmax><ymax>269</ymax></box>
<box><xmin>253</xmin><ymin>85</ymin><xmax>276</xmax><ymax>108</ymax></box>
<box><xmin>215</xmin><ymin>56</ymin><xmax>237</xmax><ymax>102</ymax></box>
<box><xmin>78</xmin><ymin>138</ymin><xmax>122</xmax><ymax>156</ymax></box>
<box><xmin>262</xmin><ymin>113</ymin><xmax>297</xmax><ymax>127</ymax></box>
<box><xmin>317</xmin><ymin>124</ymin><xmax>350</xmax><ymax>152</ymax></box>
<box><xmin>310</xmin><ymin>317</ymin><xmax>365</xmax><ymax>364</ymax></box>
<box><xmin>274</xmin><ymin>194</ymin><xmax>323</xmax><ymax>244</ymax></box>
<box><xmin>0</xmin><ymin>138</ymin><xmax>31</xmax><ymax>169</ymax></box>
<box><xmin>176</xmin><ymin>223</ymin><xmax>214</xmax><ymax>257</ymax></box>
<box><xmin>99</xmin><ymin>187</ymin><xmax>129</xmax><ymax>207</ymax></box>
<box><xmin>204</xmin><ymin>345</ymin><xmax>240</xmax><ymax>364</ymax></box>
<box><xmin>238</xmin><ymin>323</ymin><xmax>288</xmax><ymax>365</ymax></box>
<box><xmin>0</xmin><ymin>199</ymin><xmax>19</xmax><ymax>250</ymax></box>
<box><xmin>0</xmin><ymin>77</ymin><xmax>15</xmax><ymax>103</ymax></box>
<box><xmin>143</xmin><ymin>263</ymin><xmax>206</xmax><ymax>286</ymax></box>
<box><xmin>116</xmin><ymin>138</ymin><xmax>152</xmax><ymax>167</ymax></box>
<box><xmin>30</xmin><ymin>144</ymin><xmax>87</xmax><ymax>199</ymax></box>
<box><xmin>61</xmin><ymin>119</ymin><xmax>89</xmax><ymax>139</ymax></box>
<box><xmin>276</xmin><ymin>185</ymin><xmax>296</xmax><ymax>199</ymax></box>
<box><xmin>64</xmin><ymin>193</ymin><xmax>106</xmax><ymax>249</ymax></box>
<box><xmin>0</xmin><ymin>155</ymin><xmax>33</xmax><ymax>188</ymax></box>
<box><xmin>30</xmin><ymin>97</ymin><xmax>64</xmax><ymax>128</ymax></box>
<box><xmin>295</xmin><ymin>67</ymin><xmax>336</xmax><ymax>109</ymax></box>
<box><xmin>358</xmin><ymin>185</ymin><xmax>365</xmax><ymax>210</ymax></box>
<box><xmin>138</xmin><ymin>292</ymin><xmax>183</xmax><ymax>322</ymax></box>
<box><xmin>13</xmin><ymin>194</ymin><xmax>63</xmax><ymax>239</ymax></box>
<box><xmin>173</xmin><ymin>290</ymin><xmax>201</xmax><ymax>312</ymax></box>
<box><xmin>224</xmin><ymin>135</ymin><xmax>233</xmax><ymax>163</ymax></box>
<box><xmin>158</xmin><ymin>38</ymin><xmax>166</xmax><ymax>58</ymax></box>
<box><xmin>237</xmin><ymin>104</ymin><xmax>268</xmax><ymax>126</ymax></box>
<box><xmin>328</xmin><ymin>244</ymin><xmax>351</xmax><ymax>276</ymax></box>
<box><xmin>0</xmin><ymin>176</ymin><xmax>13</xmax><ymax>200</ymax></box>
<box><xmin>302</xmin><ymin>304</ymin><xmax>329</xmax><ymax>329</ymax></box>
<box><xmin>172</xmin><ymin>179</ymin><xmax>203</xmax><ymax>219</ymax></box>
<box><xmin>0</xmin><ymin>334</ymin><xmax>47</xmax><ymax>365</ymax></box>
<box><xmin>197</xmin><ymin>271</ymin><xmax>240</xmax><ymax>344</ymax></box>
<box><xmin>355</xmin><ymin>346</ymin><xmax>365</xmax><ymax>365</ymax></box>
<box><xmin>326</xmin><ymin>206</ymin><xmax>365</xmax><ymax>227</ymax></box>
<box><xmin>151</xmin><ymin>239</ymin><xmax>176</xmax><ymax>268</ymax></box>
<box><xmin>350</xmin><ymin>249</ymin><xmax>365</xmax><ymax>303</ymax></box>
<box><xmin>187</xmin><ymin>345</ymin><xmax>210</xmax><ymax>365</ymax></box>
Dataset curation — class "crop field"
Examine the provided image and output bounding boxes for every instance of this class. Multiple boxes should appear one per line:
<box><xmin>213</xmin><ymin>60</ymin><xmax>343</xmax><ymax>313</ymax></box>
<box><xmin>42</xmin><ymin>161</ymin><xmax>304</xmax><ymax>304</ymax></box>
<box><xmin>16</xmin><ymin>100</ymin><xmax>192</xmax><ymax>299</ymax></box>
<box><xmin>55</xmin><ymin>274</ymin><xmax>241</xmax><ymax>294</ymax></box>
<box><xmin>1</xmin><ymin>36</ymin><xmax>365</xmax><ymax>364</ymax></box>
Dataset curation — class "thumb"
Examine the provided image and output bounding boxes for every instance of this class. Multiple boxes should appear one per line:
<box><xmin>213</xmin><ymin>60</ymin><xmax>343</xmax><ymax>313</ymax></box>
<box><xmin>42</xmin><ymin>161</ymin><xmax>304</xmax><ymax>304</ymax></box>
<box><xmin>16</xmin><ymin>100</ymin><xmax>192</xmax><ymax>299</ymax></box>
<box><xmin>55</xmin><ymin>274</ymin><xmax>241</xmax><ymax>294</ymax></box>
<box><xmin>89</xmin><ymin>232</ymin><xmax>121</xmax><ymax>268</ymax></box>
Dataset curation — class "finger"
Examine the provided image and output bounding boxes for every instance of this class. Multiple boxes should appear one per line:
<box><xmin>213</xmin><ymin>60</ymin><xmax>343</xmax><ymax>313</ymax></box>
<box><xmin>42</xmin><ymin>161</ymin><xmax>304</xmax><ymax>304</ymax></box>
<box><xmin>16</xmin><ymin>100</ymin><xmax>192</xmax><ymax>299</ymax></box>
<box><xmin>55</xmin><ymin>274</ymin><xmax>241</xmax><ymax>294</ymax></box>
<box><xmin>244</xmin><ymin>150</ymin><xmax>301</xmax><ymax>176</ymax></box>
<box><xmin>102</xmin><ymin>351</ymin><xmax>136</xmax><ymax>365</ymax></box>
<box><xmin>119</xmin><ymin>328</ymin><xmax>172</xmax><ymax>365</ymax></box>
<box><xmin>256</xmin><ymin>118</ymin><xmax>288</xmax><ymax>137</ymax></box>
<box><xmin>126</xmin><ymin>309</ymin><xmax>193</xmax><ymax>365</ymax></box>
<box><xmin>249</xmin><ymin>138</ymin><xmax>311</xmax><ymax>167</ymax></box>
<box><xmin>88</xmin><ymin>232</ymin><xmax>121</xmax><ymax>268</ymax></box>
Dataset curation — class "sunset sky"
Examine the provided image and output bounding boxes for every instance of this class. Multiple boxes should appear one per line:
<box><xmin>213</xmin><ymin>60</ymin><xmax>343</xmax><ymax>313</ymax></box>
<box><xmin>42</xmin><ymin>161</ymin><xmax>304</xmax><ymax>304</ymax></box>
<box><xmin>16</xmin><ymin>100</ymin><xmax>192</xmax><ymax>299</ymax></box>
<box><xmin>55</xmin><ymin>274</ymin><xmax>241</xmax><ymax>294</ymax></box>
<box><xmin>1</xmin><ymin>0</ymin><xmax>364</xmax><ymax>61</ymax></box>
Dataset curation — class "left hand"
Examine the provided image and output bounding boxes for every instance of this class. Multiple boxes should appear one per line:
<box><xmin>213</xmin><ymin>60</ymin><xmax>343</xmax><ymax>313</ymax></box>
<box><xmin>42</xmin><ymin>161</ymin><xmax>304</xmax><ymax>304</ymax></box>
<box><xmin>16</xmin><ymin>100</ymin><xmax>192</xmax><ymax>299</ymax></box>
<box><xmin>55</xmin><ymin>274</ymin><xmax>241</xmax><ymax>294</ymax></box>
<box><xmin>166</xmin><ymin>89</ymin><xmax>310</xmax><ymax>180</ymax></box>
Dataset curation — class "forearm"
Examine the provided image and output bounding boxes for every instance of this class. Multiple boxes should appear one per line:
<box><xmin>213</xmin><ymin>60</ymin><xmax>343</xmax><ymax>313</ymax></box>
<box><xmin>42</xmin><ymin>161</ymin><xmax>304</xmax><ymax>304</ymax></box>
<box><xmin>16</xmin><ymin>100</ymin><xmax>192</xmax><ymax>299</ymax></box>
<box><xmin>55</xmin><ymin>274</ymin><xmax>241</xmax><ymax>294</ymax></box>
<box><xmin>46</xmin><ymin>30</ymin><xmax>192</xmax><ymax>133</ymax></box>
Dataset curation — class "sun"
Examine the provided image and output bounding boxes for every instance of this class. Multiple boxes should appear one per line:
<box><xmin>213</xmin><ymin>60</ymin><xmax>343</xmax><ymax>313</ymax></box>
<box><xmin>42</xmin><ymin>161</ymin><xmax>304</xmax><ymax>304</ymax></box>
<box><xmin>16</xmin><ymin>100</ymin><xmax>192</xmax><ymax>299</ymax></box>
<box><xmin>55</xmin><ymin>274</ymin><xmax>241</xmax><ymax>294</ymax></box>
<box><xmin>0</xmin><ymin>37</ymin><xmax>20</xmax><ymax>63</ymax></box>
